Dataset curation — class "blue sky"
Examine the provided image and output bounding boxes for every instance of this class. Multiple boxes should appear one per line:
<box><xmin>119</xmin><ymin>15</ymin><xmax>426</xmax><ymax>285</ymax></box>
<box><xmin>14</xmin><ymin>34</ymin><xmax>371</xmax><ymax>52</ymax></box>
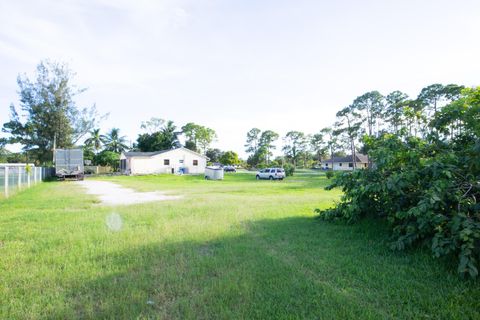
<box><xmin>1</xmin><ymin>0</ymin><xmax>479</xmax><ymax>157</ymax></box>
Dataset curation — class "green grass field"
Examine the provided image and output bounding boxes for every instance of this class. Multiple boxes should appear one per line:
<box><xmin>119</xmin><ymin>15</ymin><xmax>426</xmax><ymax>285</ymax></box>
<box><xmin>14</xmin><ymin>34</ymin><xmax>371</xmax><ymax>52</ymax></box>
<box><xmin>1</xmin><ymin>171</ymin><xmax>479</xmax><ymax>319</ymax></box>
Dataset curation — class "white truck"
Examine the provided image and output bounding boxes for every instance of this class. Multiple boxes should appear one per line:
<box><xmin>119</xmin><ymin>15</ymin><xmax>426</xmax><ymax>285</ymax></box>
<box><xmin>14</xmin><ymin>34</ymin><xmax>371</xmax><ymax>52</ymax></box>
<box><xmin>54</xmin><ymin>149</ymin><xmax>84</xmax><ymax>180</ymax></box>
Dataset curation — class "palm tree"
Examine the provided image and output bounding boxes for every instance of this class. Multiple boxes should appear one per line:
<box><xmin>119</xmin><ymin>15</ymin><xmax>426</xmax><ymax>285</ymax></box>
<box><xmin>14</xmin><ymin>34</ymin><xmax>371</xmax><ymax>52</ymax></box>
<box><xmin>104</xmin><ymin>128</ymin><xmax>129</xmax><ymax>153</ymax></box>
<box><xmin>84</xmin><ymin>129</ymin><xmax>106</xmax><ymax>154</ymax></box>
<box><xmin>161</xmin><ymin>120</ymin><xmax>180</xmax><ymax>149</ymax></box>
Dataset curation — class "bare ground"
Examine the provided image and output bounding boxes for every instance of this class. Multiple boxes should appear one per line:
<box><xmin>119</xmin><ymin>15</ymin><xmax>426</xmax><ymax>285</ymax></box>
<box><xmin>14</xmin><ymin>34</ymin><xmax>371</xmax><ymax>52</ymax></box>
<box><xmin>76</xmin><ymin>180</ymin><xmax>181</xmax><ymax>206</ymax></box>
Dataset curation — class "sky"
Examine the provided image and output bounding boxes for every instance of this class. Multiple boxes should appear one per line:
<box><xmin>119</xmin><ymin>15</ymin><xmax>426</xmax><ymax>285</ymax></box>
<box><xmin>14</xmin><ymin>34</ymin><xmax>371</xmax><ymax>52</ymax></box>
<box><xmin>1</xmin><ymin>0</ymin><xmax>479</xmax><ymax>158</ymax></box>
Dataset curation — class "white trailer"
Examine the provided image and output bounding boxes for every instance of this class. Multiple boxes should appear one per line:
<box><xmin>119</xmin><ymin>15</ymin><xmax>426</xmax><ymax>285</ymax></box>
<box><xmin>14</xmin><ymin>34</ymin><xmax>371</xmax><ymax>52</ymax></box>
<box><xmin>54</xmin><ymin>149</ymin><xmax>84</xmax><ymax>180</ymax></box>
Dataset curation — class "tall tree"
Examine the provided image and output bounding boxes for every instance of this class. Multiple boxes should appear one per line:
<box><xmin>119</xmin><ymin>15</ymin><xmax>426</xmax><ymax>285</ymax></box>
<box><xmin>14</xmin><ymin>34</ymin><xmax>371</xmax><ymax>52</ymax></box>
<box><xmin>136</xmin><ymin>120</ymin><xmax>180</xmax><ymax>152</ymax></box>
<box><xmin>219</xmin><ymin>151</ymin><xmax>240</xmax><ymax>165</ymax></box>
<box><xmin>401</xmin><ymin>99</ymin><xmax>428</xmax><ymax>138</ymax></box>
<box><xmin>181</xmin><ymin>122</ymin><xmax>201</xmax><ymax>151</ymax></box>
<box><xmin>181</xmin><ymin>122</ymin><xmax>216</xmax><ymax>153</ymax></box>
<box><xmin>282</xmin><ymin>131</ymin><xmax>307</xmax><ymax>168</ymax></box>
<box><xmin>385</xmin><ymin>91</ymin><xmax>408</xmax><ymax>133</ymax></box>
<box><xmin>417</xmin><ymin>84</ymin><xmax>464</xmax><ymax>129</ymax></box>
<box><xmin>84</xmin><ymin>128</ymin><xmax>106</xmax><ymax>154</ymax></box>
<box><xmin>258</xmin><ymin>130</ymin><xmax>279</xmax><ymax>164</ymax></box>
<box><xmin>335</xmin><ymin>106</ymin><xmax>363</xmax><ymax>170</ymax></box>
<box><xmin>320</xmin><ymin>127</ymin><xmax>337</xmax><ymax>170</ymax></box>
<box><xmin>1</xmin><ymin>60</ymin><xmax>102</xmax><ymax>162</ymax></box>
<box><xmin>352</xmin><ymin>91</ymin><xmax>384</xmax><ymax>136</ymax></box>
<box><xmin>206</xmin><ymin>148</ymin><xmax>223</xmax><ymax>163</ymax></box>
<box><xmin>310</xmin><ymin>132</ymin><xmax>327</xmax><ymax>164</ymax></box>
<box><xmin>417</xmin><ymin>84</ymin><xmax>445</xmax><ymax>115</ymax></box>
<box><xmin>140</xmin><ymin>117</ymin><xmax>165</xmax><ymax>134</ymax></box>
<box><xmin>196</xmin><ymin>127</ymin><xmax>216</xmax><ymax>154</ymax></box>
<box><xmin>161</xmin><ymin>120</ymin><xmax>180</xmax><ymax>149</ymax></box>
<box><xmin>104</xmin><ymin>128</ymin><xmax>129</xmax><ymax>153</ymax></box>
<box><xmin>245</xmin><ymin>128</ymin><xmax>262</xmax><ymax>155</ymax></box>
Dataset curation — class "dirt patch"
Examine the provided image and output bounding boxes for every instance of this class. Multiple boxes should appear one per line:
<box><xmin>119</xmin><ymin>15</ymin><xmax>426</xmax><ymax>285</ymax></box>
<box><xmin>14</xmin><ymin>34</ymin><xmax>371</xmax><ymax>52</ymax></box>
<box><xmin>77</xmin><ymin>180</ymin><xmax>181</xmax><ymax>206</ymax></box>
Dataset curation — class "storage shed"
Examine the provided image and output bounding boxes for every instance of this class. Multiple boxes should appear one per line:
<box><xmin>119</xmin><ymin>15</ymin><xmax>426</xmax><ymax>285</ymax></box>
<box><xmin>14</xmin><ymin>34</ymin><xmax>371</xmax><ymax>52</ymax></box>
<box><xmin>204</xmin><ymin>166</ymin><xmax>224</xmax><ymax>180</ymax></box>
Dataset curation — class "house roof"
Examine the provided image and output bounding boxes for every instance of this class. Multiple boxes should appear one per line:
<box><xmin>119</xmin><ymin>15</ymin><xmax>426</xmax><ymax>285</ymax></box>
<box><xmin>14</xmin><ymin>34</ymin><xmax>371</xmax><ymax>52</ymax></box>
<box><xmin>123</xmin><ymin>150</ymin><xmax>168</xmax><ymax>157</ymax></box>
<box><xmin>122</xmin><ymin>147</ymin><xmax>208</xmax><ymax>159</ymax></box>
<box><xmin>323</xmin><ymin>153</ymin><xmax>369</xmax><ymax>163</ymax></box>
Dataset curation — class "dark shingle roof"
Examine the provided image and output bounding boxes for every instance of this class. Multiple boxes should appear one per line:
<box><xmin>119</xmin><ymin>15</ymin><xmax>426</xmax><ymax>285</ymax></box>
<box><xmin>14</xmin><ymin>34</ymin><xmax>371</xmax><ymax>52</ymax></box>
<box><xmin>323</xmin><ymin>153</ymin><xmax>369</xmax><ymax>163</ymax></box>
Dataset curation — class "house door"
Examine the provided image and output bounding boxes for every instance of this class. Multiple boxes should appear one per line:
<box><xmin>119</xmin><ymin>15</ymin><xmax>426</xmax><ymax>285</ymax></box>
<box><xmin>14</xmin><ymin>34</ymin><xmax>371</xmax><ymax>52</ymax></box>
<box><xmin>178</xmin><ymin>158</ymin><xmax>185</xmax><ymax>174</ymax></box>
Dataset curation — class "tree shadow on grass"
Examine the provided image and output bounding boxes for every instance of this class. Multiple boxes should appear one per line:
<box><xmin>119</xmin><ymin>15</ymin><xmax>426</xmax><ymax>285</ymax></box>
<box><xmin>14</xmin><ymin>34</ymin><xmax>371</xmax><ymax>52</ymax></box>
<box><xmin>48</xmin><ymin>217</ymin><xmax>479</xmax><ymax>320</ymax></box>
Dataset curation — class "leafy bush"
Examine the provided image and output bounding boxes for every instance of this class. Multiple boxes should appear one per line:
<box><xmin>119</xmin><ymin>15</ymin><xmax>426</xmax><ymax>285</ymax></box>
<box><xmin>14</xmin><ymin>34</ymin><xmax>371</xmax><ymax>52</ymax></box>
<box><xmin>325</xmin><ymin>170</ymin><xmax>334</xmax><ymax>179</ymax></box>
<box><xmin>317</xmin><ymin>88</ymin><xmax>480</xmax><ymax>277</ymax></box>
<box><xmin>94</xmin><ymin>151</ymin><xmax>120</xmax><ymax>170</ymax></box>
<box><xmin>283</xmin><ymin>163</ymin><xmax>295</xmax><ymax>176</ymax></box>
<box><xmin>317</xmin><ymin>133</ymin><xmax>480</xmax><ymax>277</ymax></box>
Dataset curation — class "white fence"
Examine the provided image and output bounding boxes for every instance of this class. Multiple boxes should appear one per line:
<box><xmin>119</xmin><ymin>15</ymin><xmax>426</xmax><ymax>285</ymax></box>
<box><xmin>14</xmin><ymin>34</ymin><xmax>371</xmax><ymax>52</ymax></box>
<box><xmin>0</xmin><ymin>164</ymin><xmax>54</xmax><ymax>198</ymax></box>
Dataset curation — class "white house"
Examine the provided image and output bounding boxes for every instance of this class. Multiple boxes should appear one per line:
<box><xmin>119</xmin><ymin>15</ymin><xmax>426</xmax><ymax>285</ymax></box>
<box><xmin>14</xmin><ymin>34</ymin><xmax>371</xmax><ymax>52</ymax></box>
<box><xmin>321</xmin><ymin>154</ymin><xmax>369</xmax><ymax>171</ymax></box>
<box><xmin>120</xmin><ymin>147</ymin><xmax>208</xmax><ymax>175</ymax></box>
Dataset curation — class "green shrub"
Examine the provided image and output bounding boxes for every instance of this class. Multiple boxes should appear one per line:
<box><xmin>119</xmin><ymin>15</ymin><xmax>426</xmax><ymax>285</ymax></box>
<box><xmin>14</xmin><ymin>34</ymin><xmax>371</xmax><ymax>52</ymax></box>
<box><xmin>317</xmin><ymin>130</ymin><xmax>480</xmax><ymax>278</ymax></box>
<box><xmin>325</xmin><ymin>170</ymin><xmax>334</xmax><ymax>179</ymax></box>
<box><xmin>283</xmin><ymin>163</ymin><xmax>295</xmax><ymax>177</ymax></box>
<box><xmin>94</xmin><ymin>151</ymin><xmax>120</xmax><ymax>170</ymax></box>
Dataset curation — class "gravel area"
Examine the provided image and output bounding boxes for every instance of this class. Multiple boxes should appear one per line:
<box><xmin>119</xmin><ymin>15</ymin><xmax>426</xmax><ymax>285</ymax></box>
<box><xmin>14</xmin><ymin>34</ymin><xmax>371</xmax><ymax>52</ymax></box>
<box><xmin>77</xmin><ymin>180</ymin><xmax>181</xmax><ymax>206</ymax></box>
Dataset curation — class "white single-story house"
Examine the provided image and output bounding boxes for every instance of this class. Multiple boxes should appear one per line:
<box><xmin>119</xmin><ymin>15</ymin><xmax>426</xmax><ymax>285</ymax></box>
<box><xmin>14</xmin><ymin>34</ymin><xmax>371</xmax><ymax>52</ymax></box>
<box><xmin>120</xmin><ymin>147</ymin><xmax>208</xmax><ymax>175</ymax></box>
<box><xmin>321</xmin><ymin>154</ymin><xmax>369</xmax><ymax>171</ymax></box>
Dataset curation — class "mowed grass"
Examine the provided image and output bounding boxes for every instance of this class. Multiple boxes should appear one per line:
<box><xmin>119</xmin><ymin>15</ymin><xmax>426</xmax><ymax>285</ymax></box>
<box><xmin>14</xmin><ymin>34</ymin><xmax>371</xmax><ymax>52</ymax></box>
<box><xmin>0</xmin><ymin>171</ymin><xmax>479</xmax><ymax>319</ymax></box>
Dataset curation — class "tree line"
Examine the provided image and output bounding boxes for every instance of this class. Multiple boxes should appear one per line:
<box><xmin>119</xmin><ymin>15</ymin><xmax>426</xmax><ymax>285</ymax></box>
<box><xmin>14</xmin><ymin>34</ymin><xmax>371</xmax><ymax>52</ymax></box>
<box><xmin>244</xmin><ymin>84</ymin><xmax>466</xmax><ymax>171</ymax></box>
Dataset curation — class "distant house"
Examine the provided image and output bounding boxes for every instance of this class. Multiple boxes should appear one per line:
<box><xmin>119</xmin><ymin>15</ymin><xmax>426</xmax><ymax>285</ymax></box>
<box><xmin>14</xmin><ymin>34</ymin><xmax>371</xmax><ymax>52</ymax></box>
<box><xmin>120</xmin><ymin>147</ymin><xmax>208</xmax><ymax>175</ymax></box>
<box><xmin>321</xmin><ymin>154</ymin><xmax>369</xmax><ymax>171</ymax></box>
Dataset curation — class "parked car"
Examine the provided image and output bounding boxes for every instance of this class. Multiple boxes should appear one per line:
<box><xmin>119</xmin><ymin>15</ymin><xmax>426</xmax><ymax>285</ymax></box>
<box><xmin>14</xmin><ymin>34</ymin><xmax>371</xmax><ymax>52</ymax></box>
<box><xmin>256</xmin><ymin>168</ymin><xmax>285</xmax><ymax>180</ymax></box>
<box><xmin>224</xmin><ymin>165</ymin><xmax>236</xmax><ymax>172</ymax></box>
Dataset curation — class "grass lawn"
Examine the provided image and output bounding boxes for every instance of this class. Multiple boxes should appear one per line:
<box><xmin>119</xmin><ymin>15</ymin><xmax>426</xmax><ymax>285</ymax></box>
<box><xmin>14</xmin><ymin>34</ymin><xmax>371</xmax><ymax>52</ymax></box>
<box><xmin>1</xmin><ymin>171</ymin><xmax>479</xmax><ymax>319</ymax></box>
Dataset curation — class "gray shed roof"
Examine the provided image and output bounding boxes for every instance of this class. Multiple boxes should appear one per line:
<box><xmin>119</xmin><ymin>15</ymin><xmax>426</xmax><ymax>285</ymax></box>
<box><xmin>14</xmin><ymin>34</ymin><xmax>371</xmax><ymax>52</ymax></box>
<box><xmin>123</xmin><ymin>150</ymin><xmax>169</xmax><ymax>157</ymax></box>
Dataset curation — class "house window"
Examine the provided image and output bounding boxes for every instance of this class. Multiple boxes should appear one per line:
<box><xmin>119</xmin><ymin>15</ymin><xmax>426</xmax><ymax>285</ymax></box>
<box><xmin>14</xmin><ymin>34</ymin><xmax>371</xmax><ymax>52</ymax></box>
<box><xmin>179</xmin><ymin>159</ymin><xmax>184</xmax><ymax>164</ymax></box>
<box><xmin>325</xmin><ymin>163</ymin><xmax>329</xmax><ymax>167</ymax></box>
<box><xmin>193</xmin><ymin>159</ymin><xmax>198</xmax><ymax>166</ymax></box>
<box><xmin>349</xmin><ymin>163</ymin><xmax>353</xmax><ymax>168</ymax></box>
<box><xmin>164</xmin><ymin>159</ymin><xmax>170</xmax><ymax>165</ymax></box>
<box><xmin>339</xmin><ymin>163</ymin><xmax>342</xmax><ymax>167</ymax></box>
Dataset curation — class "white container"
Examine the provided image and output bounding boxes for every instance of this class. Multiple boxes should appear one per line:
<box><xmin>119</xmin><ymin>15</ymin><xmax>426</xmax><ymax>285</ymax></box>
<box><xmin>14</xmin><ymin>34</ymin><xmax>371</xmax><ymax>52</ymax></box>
<box><xmin>204</xmin><ymin>166</ymin><xmax>224</xmax><ymax>180</ymax></box>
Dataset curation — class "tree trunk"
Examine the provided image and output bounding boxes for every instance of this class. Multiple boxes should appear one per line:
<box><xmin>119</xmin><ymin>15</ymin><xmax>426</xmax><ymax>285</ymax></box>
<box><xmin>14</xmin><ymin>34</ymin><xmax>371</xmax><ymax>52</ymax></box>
<box><xmin>351</xmin><ymin>139</ymin><xmax>357</xmax><ymax>171</ymax></box>
<box><xmin>330</xmin><ymin>146</ymin><xmax>334</xmax><ymax>171</ymax></box>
